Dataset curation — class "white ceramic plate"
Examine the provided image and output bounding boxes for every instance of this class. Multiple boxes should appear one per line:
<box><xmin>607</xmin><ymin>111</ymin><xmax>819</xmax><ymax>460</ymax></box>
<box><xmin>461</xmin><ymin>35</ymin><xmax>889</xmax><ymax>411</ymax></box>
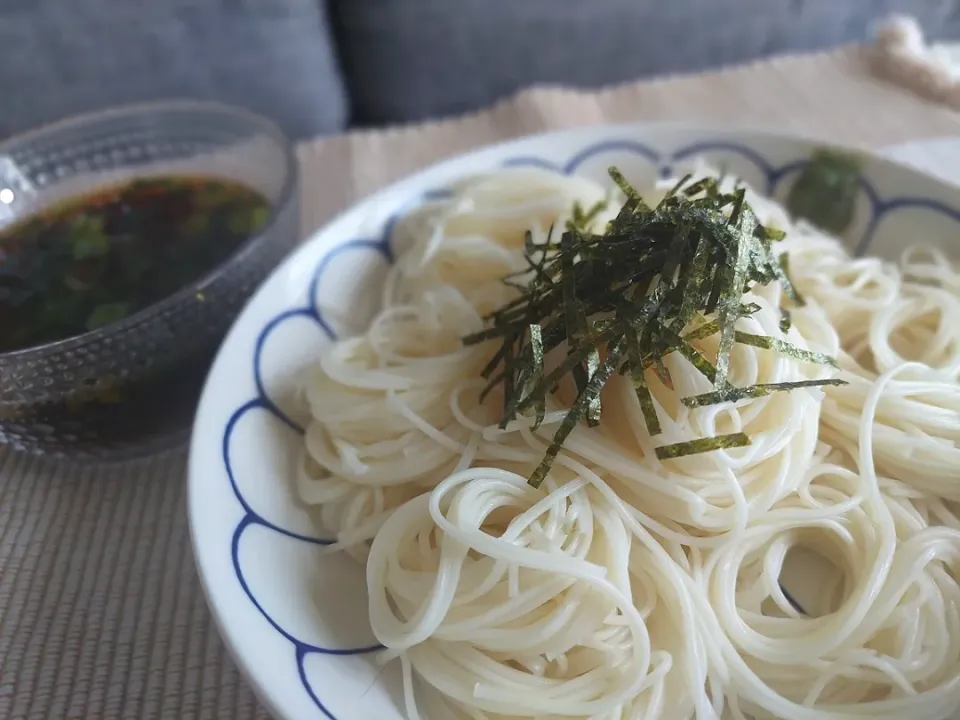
<box><xmin>187</xmin><ymin>124</ymin><xmax>960</xmax><ymax>720</ymax></box>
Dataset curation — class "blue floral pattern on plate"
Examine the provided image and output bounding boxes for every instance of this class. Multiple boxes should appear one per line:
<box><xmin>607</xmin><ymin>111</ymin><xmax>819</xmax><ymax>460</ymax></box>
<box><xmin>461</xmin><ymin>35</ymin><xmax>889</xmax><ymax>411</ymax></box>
<box><xmin>216</xmin><ymin>136</ymin><xmax>960</xmax><ymax>719</ymax></box>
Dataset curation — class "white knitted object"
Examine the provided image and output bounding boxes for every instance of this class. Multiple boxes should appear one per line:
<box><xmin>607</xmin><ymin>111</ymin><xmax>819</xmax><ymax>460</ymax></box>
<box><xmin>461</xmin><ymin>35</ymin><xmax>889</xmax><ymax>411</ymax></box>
<box><xmin>873</xmin><ymin>14</ymin><xmax>960</xmax><ymax>105</ymax></box>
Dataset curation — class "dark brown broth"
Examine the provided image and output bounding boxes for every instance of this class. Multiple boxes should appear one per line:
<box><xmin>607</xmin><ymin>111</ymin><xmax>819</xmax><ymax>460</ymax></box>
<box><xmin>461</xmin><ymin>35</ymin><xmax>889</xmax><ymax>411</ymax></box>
<box><xmin>0</xmin><ymin>175</ymin><xmax>271</xmax><ymax>353</ymax></box>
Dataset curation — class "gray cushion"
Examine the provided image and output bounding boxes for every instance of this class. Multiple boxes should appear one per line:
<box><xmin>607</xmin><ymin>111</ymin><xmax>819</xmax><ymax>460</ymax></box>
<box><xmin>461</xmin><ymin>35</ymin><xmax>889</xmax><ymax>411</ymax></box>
<box><xmin>333</xmin><ymin>0</ymin><xmax>960</xmax><ymax>126</ymax></box>
<box><xmin>0</xmin><ymin>1</ymin><xmax>348</xmax><ymax>140</ymax></box>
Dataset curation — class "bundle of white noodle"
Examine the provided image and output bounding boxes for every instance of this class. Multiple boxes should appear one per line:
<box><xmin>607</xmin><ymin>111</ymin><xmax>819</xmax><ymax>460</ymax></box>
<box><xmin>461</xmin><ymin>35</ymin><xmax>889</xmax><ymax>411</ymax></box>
<box><xmin>293</xmin><ymin>164</ymin><xmax>960</xmax><ymax>720</ymax></box>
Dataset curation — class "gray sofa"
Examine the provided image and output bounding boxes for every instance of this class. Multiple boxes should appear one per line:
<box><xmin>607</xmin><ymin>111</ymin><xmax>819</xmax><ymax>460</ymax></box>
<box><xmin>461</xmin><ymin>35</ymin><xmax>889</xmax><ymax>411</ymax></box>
<box><xmin>3</xmin><ymin>1</ymin><xmax>959</xmax><ymax>142</ymax></box>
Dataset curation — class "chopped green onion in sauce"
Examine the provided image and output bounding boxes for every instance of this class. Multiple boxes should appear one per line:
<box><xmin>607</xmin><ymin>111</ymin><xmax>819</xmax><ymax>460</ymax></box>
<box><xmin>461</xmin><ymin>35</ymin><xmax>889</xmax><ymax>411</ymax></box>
<box><xmin>0</xmin><ymin>175</ymin><xmax>271</xmax><ymax>353</ymax></box>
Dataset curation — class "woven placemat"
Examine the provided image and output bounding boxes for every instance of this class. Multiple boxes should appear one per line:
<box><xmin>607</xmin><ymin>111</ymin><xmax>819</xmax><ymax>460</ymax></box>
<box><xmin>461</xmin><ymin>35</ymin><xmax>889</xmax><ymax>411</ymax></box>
<box><xmin>1</xmin><ymin>41</ymin><xmax>958</xmax><ymax>720</ymax></box>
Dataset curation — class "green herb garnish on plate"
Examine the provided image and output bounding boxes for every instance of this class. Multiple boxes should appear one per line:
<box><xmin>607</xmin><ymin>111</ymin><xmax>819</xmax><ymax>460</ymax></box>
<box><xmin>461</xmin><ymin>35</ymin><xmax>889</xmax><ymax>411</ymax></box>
<box><xmin>464</xmin><ymin>167</ymin><xmax>845</xmax><ymax>488</ymax></box>
<box><xmin>786</xmin><ymin>148</ymin><xmax>862</xmax><ymax>234</ymax></box>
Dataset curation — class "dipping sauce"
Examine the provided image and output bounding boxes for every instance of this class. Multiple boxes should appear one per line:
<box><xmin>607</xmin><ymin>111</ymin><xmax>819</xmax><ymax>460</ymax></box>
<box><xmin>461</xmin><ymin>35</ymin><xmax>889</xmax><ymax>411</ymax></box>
<box><xmin>0</xmin><ymin>175</ymin><xmax>271</xmax><ymax>353</ymax></box>
<box><xmin>2</xmin><ymin>353</ymin><xmax>213</xmax><ymax>456</ymax></box>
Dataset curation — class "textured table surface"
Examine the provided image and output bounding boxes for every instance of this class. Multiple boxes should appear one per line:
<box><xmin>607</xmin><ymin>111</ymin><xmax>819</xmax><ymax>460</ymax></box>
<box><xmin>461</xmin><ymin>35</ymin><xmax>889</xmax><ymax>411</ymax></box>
<box><xmin>2</xmin><ymin>43</ymin><xmax>960</xmax><ymax>720</ymax></box>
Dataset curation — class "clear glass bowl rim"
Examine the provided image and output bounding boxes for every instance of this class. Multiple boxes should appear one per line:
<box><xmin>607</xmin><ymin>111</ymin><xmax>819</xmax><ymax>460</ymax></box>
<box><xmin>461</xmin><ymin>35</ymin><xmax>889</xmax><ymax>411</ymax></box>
<box><xmin>0</xmin><ymin>98</ymin><xmax>298</xmax><ymax>362</ymax></box>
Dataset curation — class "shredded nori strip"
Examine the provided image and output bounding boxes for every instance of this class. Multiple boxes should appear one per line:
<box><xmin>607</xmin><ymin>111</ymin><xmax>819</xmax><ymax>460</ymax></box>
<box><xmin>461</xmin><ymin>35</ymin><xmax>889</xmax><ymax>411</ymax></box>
<box><xmin>733</xmin><ymin>331</ymin><xmax>838</xmax><ymax>367</ymax></box>
<box><xmin>527</xmin><ymin>323</ymin><xmax>546</xmax><ymax>428</ymax></box>
<box><xmin>654</xmin><ymin>433</ymin><xmax>751</xmax><ymax>460</ymax></box>
<box><xmin>779</xmin><ymin>307</ymin><xmax>792</xmax><ymax>334</ymax></box>
<box><xmin>682</xmin><ymin>378</ymin><xmax>848</xmax><ymax>408</ymax></box>
<box><xmin>464</xmin><ymin>167</ymin><xmax>845</xmax><ymax>488</ymax></box>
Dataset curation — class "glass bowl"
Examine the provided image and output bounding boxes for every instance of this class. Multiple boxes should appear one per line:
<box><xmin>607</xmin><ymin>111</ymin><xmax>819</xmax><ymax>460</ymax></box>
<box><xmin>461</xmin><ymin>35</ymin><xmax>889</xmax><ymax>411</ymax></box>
<box><xmin>0</xmin><ymin>101</ymin><xmax>299</xmax><ymax>460</ymax></box>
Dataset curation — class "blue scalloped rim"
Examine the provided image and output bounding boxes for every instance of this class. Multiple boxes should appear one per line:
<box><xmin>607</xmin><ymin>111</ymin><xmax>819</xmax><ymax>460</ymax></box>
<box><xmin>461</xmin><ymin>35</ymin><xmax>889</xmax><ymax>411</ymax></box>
<box><xmin>218</xmin><ymin>138</ymin><xmax>960</xmax><ymax>719</ymax></box>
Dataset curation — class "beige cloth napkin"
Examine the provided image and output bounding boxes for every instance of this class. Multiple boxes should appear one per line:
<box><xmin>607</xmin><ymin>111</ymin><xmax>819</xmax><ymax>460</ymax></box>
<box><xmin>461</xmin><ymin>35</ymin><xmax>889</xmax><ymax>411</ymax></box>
<box><xmin>299</xmin><ymin>44</ymin><xmax>960</xmax><ymax>234</ymax></box>
<box><xmin>2</xmin><ymin>44</ymin><xmax>958</xmax><ymax>720</ymax></box>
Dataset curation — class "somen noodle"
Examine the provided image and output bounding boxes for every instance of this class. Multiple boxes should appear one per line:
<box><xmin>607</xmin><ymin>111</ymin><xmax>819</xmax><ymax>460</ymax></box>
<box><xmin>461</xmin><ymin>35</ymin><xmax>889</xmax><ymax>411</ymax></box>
<box><xmin>294</xmin><ymin>165</ymin><xmax>960</xmax><ymax>719</ymax></box>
